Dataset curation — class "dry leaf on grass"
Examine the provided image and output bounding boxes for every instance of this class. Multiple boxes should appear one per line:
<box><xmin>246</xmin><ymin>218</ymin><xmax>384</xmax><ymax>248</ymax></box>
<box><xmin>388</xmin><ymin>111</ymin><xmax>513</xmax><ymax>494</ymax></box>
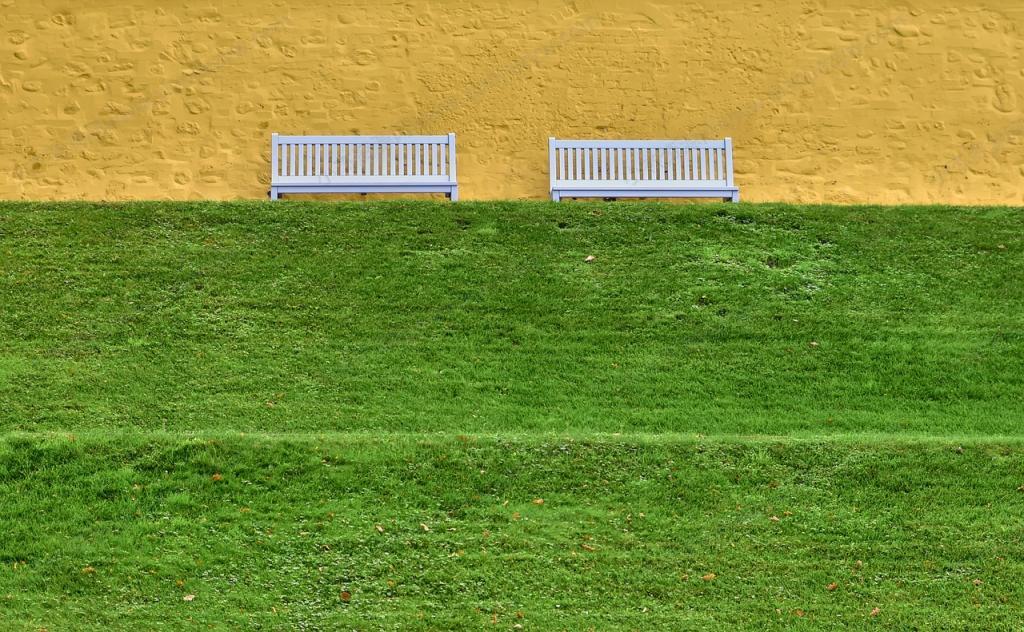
<box><xmin>210</xmin><ymin>473</ymin><xmax>223</xmax><ymax>482</ymax></box>
<box><xmin>419</xmin><ymin>523</ymin><xmax>430</xmax><ymax>532</ymax></box>
<box><xmin>375</xmin><ymin>524</ymin><xmax>385</xmax><ymax>534</ymax></box>
<box><xmin>827</xmin><ymin>582</ymin><xmax>838</xmax><ymax>591</ymax></box>
<box><xmin>870</xmin><ymin>607</ymin><xmax>881</xmax><ymax>617</ymax></box>
<box><xmin>183</xmin><ymin>594</ymin><xmax>195</xmax><ymax>602</ymax></box>
<box><xmin>584</xmin><ymin>255</ymin><xmax>596</xmax><ymax>263</ymax></box>
<box><xmin>532</xmin><ymin>498</ymin><xmax>544</xmax><ymax>505</ymax></box>
<box><xmin>701</xmin><ymin>573</ymin><xmax>716</xmax><ymax>582</ymax></box>
<box><xmin>340</xmin><ymin>591</ymin><xmax>352</xmax><ymax>602</ymax></box>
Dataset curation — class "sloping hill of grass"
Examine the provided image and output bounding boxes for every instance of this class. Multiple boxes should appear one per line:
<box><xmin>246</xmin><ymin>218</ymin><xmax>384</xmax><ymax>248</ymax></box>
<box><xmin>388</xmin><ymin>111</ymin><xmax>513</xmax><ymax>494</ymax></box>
<box><xmin>1</xmin><ymin>201</ymin><xmax>1023</xmax><ymax>629</ymax></box>
<box><xmin>1</xmin><ymin>201</ymin><xmax>1022</xmax><ymax>435</ymax></box>
<box><xmin>2</xmin><ymin>433</ymin><xmax>1024</xmax><ymax>629</ymax></box>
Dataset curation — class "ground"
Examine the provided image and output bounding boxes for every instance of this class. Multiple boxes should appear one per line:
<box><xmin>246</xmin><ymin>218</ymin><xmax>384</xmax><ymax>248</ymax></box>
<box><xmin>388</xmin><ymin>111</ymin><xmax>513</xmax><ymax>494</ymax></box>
<box><xmin>1</xmin><ymin>201</ymin><xmax>1022</xmax><ymax>629</ymax></box>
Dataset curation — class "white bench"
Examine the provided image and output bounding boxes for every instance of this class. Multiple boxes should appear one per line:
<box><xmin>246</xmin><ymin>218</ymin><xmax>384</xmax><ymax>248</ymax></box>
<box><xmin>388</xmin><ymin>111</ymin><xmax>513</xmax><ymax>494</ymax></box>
<box><xmin>270</xmin><ymin>133</ymin><xmax>458</xmax><ymax>200</ymax></box>
<box><xmin>549</xmin><ymin>137</ymin><xmax>739</xmax><ymax>202</ymax></box>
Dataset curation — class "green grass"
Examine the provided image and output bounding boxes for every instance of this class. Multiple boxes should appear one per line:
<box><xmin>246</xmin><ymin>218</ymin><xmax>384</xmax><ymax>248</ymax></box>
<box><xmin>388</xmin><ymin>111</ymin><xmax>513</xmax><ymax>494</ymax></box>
<box><xmin>1</xmin><ymin>201</ymin><xmax>1023</xmax><ymax>629</ymax></box>
<box><xmin>3</xmin><ymin>434</ymin><xmax>1024</xmax><ymax>629</ymax></box>
<box><xmin>2</xmin><ymin>201</ymin><xmax>1022</xmax><ymax>435</ymax></box>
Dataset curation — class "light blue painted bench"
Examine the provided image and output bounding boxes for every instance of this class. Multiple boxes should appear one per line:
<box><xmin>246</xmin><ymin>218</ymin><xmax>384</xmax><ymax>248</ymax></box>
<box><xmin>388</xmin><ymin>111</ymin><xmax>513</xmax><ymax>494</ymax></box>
<box><xmin>270</xmin><ymin>133</ymin><xmax>458</xmax><ymax>200</ymax></box>
<box><xmin>549</xmin><ymin>137</ymin><xmax>739</xmax><ymax>202</ymax></box>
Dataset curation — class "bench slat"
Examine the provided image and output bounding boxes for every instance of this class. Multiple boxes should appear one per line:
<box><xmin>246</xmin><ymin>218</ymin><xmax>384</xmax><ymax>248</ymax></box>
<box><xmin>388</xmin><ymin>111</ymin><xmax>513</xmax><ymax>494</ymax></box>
<box><xmin>552</xmin><ymin>139</ymin><xmax>728</xmax><ymax>149</ymax></box>
<box><xmin>274</xmin><ymin>134</ymin><xmax>451</xmax><ymax>144</ymax></box>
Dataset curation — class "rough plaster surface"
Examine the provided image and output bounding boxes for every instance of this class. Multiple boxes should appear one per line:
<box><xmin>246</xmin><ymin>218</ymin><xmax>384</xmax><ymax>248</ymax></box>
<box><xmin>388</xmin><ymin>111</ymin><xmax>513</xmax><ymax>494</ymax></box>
<box><xmin>1</xmin><ymin>1</ymin><xmax>1022</xmax><ymax>202</ymax></box>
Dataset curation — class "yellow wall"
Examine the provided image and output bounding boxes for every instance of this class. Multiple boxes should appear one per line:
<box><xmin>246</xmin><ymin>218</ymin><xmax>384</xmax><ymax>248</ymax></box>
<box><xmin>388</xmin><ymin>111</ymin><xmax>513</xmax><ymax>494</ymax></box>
<box><xmin>2</xmin><ymin>1</ymin><xmax>1023</xmax><ymax>203</ymax></box>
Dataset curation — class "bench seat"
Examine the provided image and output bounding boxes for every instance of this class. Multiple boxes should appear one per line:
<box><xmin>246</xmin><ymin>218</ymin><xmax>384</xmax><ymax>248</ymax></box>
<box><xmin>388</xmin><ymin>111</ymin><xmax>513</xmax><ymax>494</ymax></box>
<box><xmin>549</xmin><ymin>138</ymin><xmax>739</xmax><ymax>203</ymax></box>
<box><xmin>270</xmin><ymin>134</ymin><xmax>458</xmax><ymax>200</ymax></box>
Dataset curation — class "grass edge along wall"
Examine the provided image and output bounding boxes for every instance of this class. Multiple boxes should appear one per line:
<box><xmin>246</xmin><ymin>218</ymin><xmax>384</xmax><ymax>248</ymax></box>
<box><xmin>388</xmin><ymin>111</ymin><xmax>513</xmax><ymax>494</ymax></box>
<box><xmin>1</xmin><ymin>2</ymin><xmax>1023</xmax><ymax>203</ymax></box>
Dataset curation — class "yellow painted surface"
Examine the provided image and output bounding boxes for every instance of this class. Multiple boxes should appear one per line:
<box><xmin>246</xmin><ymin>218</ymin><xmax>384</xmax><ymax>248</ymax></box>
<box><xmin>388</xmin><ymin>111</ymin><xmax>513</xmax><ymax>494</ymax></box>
<box><xmin>1</xmin><ymin>1</ymin><xmax>1023</xmax><ymax>203</ymax></box>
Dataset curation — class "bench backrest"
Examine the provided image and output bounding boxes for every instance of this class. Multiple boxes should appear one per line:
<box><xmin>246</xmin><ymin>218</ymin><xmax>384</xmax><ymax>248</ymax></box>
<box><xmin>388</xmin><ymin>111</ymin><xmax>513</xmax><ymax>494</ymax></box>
<box><xmin>272</xmin><ymin>133</ymin><xmax>456</xmax><ymax>183</ymax></box>
<box><xmin>549</xmin><ymin>138</ymin><xmax>734</xmax><ymax>188</ymax></box>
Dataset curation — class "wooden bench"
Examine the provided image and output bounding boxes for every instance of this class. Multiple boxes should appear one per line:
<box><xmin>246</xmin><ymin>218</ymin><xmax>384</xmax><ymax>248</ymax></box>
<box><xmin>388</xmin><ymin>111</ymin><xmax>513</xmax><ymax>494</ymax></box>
<box><xmin>548</xmin><ymin>137</ymin><xmax>739</xmax><ymax>202</ymax></box>
<box><xmin>270</xmin><ymin>133</ymin><xmax>458</xmax><ymax>200</ymax></box>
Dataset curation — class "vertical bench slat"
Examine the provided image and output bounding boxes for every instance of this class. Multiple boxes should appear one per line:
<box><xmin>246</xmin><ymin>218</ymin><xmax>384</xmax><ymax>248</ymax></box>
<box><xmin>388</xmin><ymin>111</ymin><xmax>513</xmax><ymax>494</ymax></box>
<box><xmin>271</xmin><ymin>134</ymin><xmax>279</xmax><ymax>179</ymax></box>
<box><xmin>703</xmin><ymin>148</ymin><xmax>710</xmax><ymax>182</ymax></box>
<box><xmin>447</xmin><ymin>133</ymin><xmax>457</xmax><ymax>199</ymax></box>
<box><xmin>725</xmin><ymin>138</ymin><xmax>735</xmax><ymax>188</ymax></box>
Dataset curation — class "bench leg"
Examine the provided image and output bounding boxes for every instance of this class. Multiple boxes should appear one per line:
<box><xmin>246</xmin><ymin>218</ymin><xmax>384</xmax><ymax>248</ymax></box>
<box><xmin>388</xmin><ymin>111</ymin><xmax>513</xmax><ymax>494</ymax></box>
<box><xmin>551</xmin><ymin>191</ymin><xmax>561</xmax><ymax>202</ymax></box>
<box><xmin>270</xmin><ymin>187</ymin><xmax>280</xmax><ymax>200</ymax></box>
<box><xmin>448</xmin><ymin>186</ymin><xmax>459</xmax><ymax>202</ymax></box>
<box><xmin>730</xmin><ymin>192</ymin><xmax>740</xmax><ymax>203</ymax></box>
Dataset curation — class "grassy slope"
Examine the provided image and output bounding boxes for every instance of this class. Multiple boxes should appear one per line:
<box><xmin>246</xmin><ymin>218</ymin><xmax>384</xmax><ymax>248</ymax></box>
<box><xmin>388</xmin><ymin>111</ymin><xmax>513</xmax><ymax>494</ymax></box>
<box><xmin>3</xmin><ymin>434</ymin><xmax>1023</xmax><ymax>629</ymax></box>
<box><xmin>1</xmin><ymin>201</ymin><xmax>1022</xmax><ymax>435</ymax></box>
<box><xmin>1</xmin><ymin>201</ymin><xmax>1023</xmax><ymax>630</ymax></box>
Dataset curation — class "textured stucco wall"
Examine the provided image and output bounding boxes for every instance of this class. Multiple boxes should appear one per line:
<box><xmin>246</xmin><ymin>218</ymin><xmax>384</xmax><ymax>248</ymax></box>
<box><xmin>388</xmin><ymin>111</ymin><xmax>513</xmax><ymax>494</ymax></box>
<box><xmin>1</xmin><ymin>1</ymin><xmax>1022</xmax><ymax>203</ymax></box>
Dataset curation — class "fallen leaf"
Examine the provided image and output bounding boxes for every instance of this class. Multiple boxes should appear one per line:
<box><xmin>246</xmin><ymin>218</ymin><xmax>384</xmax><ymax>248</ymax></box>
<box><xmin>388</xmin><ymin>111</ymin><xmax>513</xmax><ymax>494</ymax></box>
<box><xmin>794</xmin><ymin>609</ymin><xmax>805</xmax><ymax>617</ymax></box>
<box><xmin>827</xmin><ymin>582</ymin><xmax>838</xmax><ymax>591</ymax></box>
<box><xmin>870</xmin><ymin>607</ymin><xmax>880</xmax><ymax>617</ymax></box>
<box><xmin>81</xmin><ymin>566</ymin><xmax>95</xmax><ymax>575</ymax></box>
<box><xmin>210</xmin><ymin>473</ymin><xmax>223</xmax><ymax>482</ymax></box>
<box><xmin>340</xmin><ymin>591</ymin><xmax>351</xmax><ymax>602</ymax></box>
<box><xmin>972</xmin><ymin>578</ymin><xmax>983</xmax><ymax>586</ymax></box>
<box><xmin>419</xmin><ymin>523</ymin><xmax>430</xmax><ymax>532</ymax></box>
<box><xmin>584</xmin><ymin>255</ymin><xmax>596</xmax><ymax>263</ymax></box>
<box><xmin>769</xmin><ymin>515</ymin><xmax>780</xmax><ymax>522</ymax></box>
<box><xmin>375</xmin><ymin>524</ymin><xmax>385</xmax><ymax>534</ymax></box>
<box><xmin>532</xmin><ymin>498</ymin><xmax>544</xmax><ymax>505</ymax></box>
<box><xmin>580</xmin><ymin>543</ymin><xmax>596</xmax><ymax>552</ymax></box>
<box><xmin>183</xmin><ymin>594</ymin><xmax>195</xmax><ymax>602</ymax></box>
<box><xmin>175</xmin><ymin>579</ymin><xmax>184</xmax><ymax>587</ymax></box>
<box><xmin>854</xmin><ymin>560</ymin><xmax>863</xmax><ymax>569</ymax></box>
<box><xmin>809</xmin><ymin>341</ymin><xmax>819</xmax><ymax>348</ymax></box>
<box><xmin>701</xmin><ymin>573</ymin><xmax>716</xmax><ymax>582</ymax></box>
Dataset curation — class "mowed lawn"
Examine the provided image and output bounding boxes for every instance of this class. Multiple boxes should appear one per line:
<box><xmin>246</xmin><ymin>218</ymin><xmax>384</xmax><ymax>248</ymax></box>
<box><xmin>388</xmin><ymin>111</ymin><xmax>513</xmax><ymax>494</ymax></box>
<box><xmin>1</xmin><ymin>201</ymin><xmax>1023</xmax><ymax>629</ymax></box>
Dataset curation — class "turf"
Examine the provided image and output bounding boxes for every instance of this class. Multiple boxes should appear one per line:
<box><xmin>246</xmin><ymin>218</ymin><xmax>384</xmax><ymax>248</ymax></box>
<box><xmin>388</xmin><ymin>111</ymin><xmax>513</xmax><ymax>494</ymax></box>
<box><xmin>2</xmin><ymin>434</ymin><xmax>1024</xmax><ymax>629</ymax></box>
<box><xmin>1</xmin><ymin>201</ymin><xmax>1022</xmax><ymax>435</ymax></box>
<box><xmin>1</xmin><ymin>201</ymin><xmax>1023</xmax><ymax>630</ymax></box>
